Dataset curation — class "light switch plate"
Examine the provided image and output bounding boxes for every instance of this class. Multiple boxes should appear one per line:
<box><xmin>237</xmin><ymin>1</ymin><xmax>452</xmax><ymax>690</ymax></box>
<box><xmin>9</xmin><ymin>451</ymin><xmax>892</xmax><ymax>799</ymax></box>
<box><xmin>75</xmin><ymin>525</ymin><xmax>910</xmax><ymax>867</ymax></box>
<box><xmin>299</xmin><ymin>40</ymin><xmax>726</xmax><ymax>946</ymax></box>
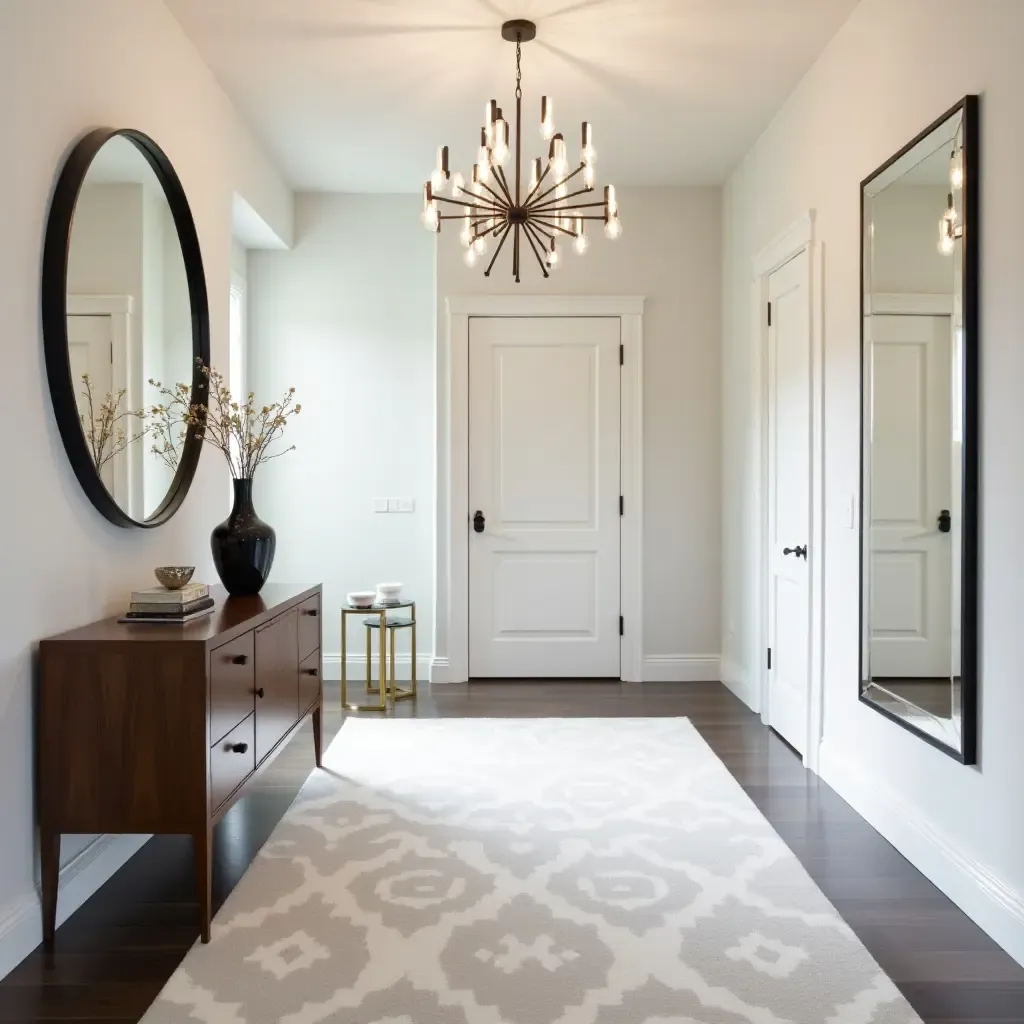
<box><xmin>398</xmin><ymin>498</ymin><xmax>415</xmax><ymax>513</ymax></box>
<box><xmin>372</xmin><ymin>498</ymin><xmax>388</xmax><ymax>513</ymax></box>
<box><xmin>387</xmin><ymin>498</ymin><xmax>400</xmax><ymax>512</ymax></box>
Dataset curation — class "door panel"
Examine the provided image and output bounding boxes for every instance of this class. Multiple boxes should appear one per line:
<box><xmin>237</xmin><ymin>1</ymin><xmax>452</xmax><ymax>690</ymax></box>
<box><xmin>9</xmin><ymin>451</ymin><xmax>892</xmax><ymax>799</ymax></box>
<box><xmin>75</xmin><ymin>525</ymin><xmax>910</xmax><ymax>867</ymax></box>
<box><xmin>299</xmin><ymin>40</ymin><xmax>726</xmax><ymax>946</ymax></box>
<box><xmin>254</xmin><ymin>608</ymin><xmax>299</xmax><ymax>764</ymax></box>
<box><xmin>868</xmin><ymin>314</ymin><xmax>952</xmax><ymax>677</ymax></box>
<box><xmin>767</xmin><ymin>252</ymin><xmax>811</xmax><ymax>754</ymax></box>
<box><xmin>469</xmin><ymin>317</ymin><xmax>620</xmax><ymax>678</ymax></box>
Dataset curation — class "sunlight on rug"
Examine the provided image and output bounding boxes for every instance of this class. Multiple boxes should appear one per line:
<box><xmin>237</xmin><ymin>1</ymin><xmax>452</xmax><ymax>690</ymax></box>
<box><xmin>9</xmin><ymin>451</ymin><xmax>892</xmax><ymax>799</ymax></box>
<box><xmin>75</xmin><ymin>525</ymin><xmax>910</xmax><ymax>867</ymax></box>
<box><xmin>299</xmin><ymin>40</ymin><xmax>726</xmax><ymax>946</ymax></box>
<box><xmin>141</xmin><ymin>718</ymin><xmax>921</xmax><ymax>1023</ymax></box>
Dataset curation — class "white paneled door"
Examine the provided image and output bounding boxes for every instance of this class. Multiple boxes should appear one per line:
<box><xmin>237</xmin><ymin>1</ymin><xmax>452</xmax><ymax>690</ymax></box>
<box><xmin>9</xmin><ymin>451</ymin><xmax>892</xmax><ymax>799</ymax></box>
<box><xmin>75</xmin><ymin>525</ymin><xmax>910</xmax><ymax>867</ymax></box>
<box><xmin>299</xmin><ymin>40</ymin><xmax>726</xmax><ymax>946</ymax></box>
<box><xmin>67</xmin><ymin>314</ymin><xmax>116</xmax><ymax>495</ymax></box>
<box><xmin>468</xmin><ymin>316</ymin><xmax>621</xmax><ymax>678</ymax></box>
<box><xmin>766</xmin><ymin>252</ymin><xmax>811</xmax><ymax>754</ymax></box>
<box><xmin>867</xmin><ymin>314</ymin><xmax>952</xmax><ymax>678</ymax></box>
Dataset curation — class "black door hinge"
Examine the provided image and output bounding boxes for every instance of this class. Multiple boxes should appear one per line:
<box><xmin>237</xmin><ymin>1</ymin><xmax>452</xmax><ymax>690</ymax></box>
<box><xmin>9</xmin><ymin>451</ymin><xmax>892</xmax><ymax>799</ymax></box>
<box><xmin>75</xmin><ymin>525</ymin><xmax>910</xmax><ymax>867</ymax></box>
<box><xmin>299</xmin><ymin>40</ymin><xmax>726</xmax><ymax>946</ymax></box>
<box><xmin>767</xmin><ymin>647</ymin><xmax>772</xmax><ymax>670</ymax></box>
<box><xmin>767</xmin><ymin>302</ymin><xmax>772</xmax><ymax>327</ymax></box>
<box><xmin>619</xmin><ymin>615</ymin><xmax>624</xmax><ymax>636</ymax></box>
<box><xmin>619</xmin><ymin>495</ymin><xmax>624</xmax><ymax>516</ymax></box>
<box><xmin>619</xmin><ymin>343</ymin><xmax>624</xmax><ymax>366</ymax></box>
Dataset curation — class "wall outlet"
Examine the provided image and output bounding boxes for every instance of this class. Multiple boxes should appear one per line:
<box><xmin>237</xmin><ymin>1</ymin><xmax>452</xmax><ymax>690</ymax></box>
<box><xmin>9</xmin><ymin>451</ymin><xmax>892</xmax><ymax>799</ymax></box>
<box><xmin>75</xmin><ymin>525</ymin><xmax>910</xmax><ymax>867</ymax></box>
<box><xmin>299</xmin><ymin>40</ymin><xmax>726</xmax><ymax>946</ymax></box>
<box><xmin>397</xmin><ymin>497</ymin><xmax>415</xmax><ymax>513</ymax></box>
<box><xmin>372</xmin><ymin>498</ymin><xmax>388</xmax><ymax>513</ymax></box>
<box><xmin>387</xmin><ymin>498</ymin><xmax>400</xmax><ymax>512</ymax></box>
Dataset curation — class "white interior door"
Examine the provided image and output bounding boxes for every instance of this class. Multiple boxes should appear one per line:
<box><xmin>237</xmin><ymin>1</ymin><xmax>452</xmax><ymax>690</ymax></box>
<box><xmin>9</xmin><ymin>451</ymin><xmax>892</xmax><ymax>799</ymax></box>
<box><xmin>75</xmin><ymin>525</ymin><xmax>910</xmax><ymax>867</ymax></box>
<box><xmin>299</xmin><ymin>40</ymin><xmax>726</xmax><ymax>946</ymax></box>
<box><xmin>766</xmin><ymin>252</ymin><xmax>811</xmax><ymax>753</ymax></box>
<box><xmin>867</xmin><ymin>314</ymin><xmax>952</xmax><ymax>679</ymax></box>
<box><xmin>469</xmin><ymin>316</ymin><xmax>620</xmax><ymax>678</ymax></box>
<box><xmin>67</xmin><ymin>314</ymin><xmax>118</xmax><ymax>497</ymax></box>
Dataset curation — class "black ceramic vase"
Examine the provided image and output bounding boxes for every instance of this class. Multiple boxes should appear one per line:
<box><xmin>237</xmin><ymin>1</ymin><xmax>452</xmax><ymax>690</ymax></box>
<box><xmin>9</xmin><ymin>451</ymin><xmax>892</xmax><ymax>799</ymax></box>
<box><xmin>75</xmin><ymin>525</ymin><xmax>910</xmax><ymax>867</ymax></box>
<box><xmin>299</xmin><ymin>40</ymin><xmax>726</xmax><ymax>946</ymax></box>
<box><xmin>211</xmin><ymin>478</ymin><xmax>276</xmax><ymax>596</ymax></box>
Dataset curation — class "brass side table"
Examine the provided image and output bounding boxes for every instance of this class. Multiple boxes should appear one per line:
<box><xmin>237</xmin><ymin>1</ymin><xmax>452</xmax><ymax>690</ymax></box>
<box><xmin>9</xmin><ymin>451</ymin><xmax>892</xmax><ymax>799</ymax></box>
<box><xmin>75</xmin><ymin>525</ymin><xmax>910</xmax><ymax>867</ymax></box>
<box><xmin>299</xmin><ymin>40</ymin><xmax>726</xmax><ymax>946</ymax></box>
<box><xmin>340</xmin><ymin>600</ymin><xmax>417</xmax><ymax>712</ymax></box>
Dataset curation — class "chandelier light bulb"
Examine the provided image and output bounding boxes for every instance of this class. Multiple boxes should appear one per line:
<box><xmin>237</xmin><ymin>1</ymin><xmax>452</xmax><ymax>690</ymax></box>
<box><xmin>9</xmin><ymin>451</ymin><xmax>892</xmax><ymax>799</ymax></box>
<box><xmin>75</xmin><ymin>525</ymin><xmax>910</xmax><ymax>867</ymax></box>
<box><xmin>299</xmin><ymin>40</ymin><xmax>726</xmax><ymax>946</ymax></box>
<box><xmin>573</xmin><ymin>219</ymin><xmax>589</xmax><ymax>255</ymax></box>
<box><xmin>950</xmin><ymin>146</ymin><xmax>964</xmax><ymax>190</ymax></box>
<box><xmin>540</xmin><ymin>95</ymin><xmax>554</xmax><ymax>140</ymax></box>
<box><xmin>549</xmin><ymin>134</ymin><xmax>568</xmax><ymax>177</ymax></box>
<box><xmin>420</xmin><ymin>20</ymin><xmax>621</xmax><ymax>281</ymax></box>
<box><xmin>581</xmin><ymin>122</ymin><xmax>596</xmax><ymax>164</ymax></box>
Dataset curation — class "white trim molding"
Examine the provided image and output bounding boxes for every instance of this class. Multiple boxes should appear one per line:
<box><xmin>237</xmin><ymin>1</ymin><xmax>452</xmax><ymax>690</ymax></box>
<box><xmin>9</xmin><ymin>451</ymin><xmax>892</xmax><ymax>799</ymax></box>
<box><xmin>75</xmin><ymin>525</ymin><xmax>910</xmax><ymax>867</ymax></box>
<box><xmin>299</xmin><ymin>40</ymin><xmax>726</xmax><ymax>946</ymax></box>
<box><xmin>439</xmin><ymin>294</ymin><xmax>645</xmax><ymax>684</ymax></box>
<box><xmin>642</xmin><ymin>655</ymin><xmax>720</xmax><ymax>683</ymax></box>
<box><xmin>750</xmin><ymin>211</ymin><xmax>826</xmax><ymax>773</ymax></box>
<box><xmin>819</xmin><ymin>740</ymin><xmax>1024</xmax><ymax>968</ymax></box>
<box><xmin>865</xmin><ymin>292</ymin><xmax>955</xmax><ymax>316</ymax></box>
<box><xmin>0</xmin><ymin>833</ymin><xmax>148</xmax><ymax>981</ymax></box>
<box><xmin>322</xmin><ymin>652</ymin><xmax>434</xmax><ymax>682</ymax></box>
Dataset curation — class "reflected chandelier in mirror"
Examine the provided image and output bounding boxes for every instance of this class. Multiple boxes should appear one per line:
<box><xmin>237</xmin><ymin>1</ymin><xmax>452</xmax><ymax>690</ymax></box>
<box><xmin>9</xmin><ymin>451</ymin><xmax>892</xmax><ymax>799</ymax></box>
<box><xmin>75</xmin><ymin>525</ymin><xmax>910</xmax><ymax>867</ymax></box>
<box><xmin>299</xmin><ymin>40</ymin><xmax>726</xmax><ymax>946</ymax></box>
<box><xmin>859</xmin><ymin>96</ymin><xmax>979</xmax><ymax>763</ymax></box>
<box><xmin>42</xmin><ymin>128</ymin><xmax>210</xmax><ymax>528</ymax></box>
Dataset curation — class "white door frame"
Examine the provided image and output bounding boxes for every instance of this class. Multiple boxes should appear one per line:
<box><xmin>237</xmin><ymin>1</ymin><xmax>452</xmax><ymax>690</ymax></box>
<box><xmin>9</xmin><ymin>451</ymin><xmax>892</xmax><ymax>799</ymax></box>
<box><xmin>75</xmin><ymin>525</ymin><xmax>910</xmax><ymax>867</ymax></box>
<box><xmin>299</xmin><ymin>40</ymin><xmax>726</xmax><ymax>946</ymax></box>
<box><xmin>439</xmin><ymin>294</ymin><xmax>645</xmax><ymax>684</ymax></box>
<box><xmin>66</xmin><ymin>294</ymin><xmax>137</xmax><ymax>517</ymax></box>
<box><xmin>752</xmin><ymin>213</ymin><xmax>825</xmax><ymax>772</ymax></box>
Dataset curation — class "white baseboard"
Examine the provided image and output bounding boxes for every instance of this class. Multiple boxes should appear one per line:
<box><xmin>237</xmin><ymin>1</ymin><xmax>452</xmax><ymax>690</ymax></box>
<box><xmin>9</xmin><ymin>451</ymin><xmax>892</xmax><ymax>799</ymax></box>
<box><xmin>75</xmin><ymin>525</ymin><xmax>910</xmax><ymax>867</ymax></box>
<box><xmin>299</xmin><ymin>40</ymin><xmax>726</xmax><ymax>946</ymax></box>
<box><xmin>719</xmin><ymin>655</ymin><xmax>758</xmax><ymax>712</ymax></box>
<box><xmin>819</xmin><ymin>739</ymin><xmax>1024</xmax><ymax>968</ymax></box>
<box><xmin>429</xmin><ymin>657</ymin><xmax>452</xmax><ymax>684</ymax></box>
<box><xmin>0</xmin><ymin>833</ymin><xmax>149</xmax><ymax>980</ymax></box>
<box><xmin>642</xmin><ymin>655</ymin><xmax>720</xmax><ymax>682</ymax></box>
<box><xmin>322</xmin><ymin>653</ymin><xmax>435</xmax><ymax>682</ymax></box>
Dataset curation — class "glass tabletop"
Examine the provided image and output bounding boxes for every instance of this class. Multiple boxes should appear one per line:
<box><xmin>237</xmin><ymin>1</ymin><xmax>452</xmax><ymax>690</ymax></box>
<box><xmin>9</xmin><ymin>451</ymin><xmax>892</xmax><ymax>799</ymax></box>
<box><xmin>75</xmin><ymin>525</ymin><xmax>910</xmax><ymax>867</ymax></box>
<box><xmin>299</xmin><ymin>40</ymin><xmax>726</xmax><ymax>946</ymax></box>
<box><xmin>342</xmin><ymin>599</ymin><xmax>415</xmax><ymax>612</ymax></box>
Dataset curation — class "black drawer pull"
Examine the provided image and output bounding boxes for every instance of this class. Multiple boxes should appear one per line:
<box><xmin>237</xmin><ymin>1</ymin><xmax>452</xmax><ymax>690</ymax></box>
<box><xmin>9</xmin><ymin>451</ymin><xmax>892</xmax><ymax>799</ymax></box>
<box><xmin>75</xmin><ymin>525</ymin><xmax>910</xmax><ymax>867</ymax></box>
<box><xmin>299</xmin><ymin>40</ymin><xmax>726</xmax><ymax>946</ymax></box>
<box><xmin>254</xmin><ymin>687</ymin><xmax>265</xmax><ymax>699</ymax></box>
<box><xmin>231</xmin><ymin>654</ymin><xmax>248</xmax><ymax>665</ymax></box>
<box><xmin>303</xmin><ymin>667</ymin><xmax>318</xmax><ymax>677</ymax></box>
<box><xmin>303</xmin><ymin>608</ymin><xmax>318</xmax><ymax>617</ymax></box>
<box><xmin>228</xmin><ymin>742</ymin><xmax>248</xmax><ymax>754</ymax></box>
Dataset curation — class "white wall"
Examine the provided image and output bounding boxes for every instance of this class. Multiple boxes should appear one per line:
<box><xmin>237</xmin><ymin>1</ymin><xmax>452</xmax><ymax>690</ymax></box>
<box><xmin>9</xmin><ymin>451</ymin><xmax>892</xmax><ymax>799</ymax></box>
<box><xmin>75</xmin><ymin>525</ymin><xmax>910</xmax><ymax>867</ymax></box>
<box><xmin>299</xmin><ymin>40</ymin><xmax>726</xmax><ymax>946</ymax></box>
<box><xmin>870</xmin><ymin>184</ymin><xmax>955</xmax><ymax>294</ymax></box>
<box><xmin>248</xmin><ymin>194</ymin><xmax>436</xmax><ymax>676</ymax></box>
<box><xmin>0</xmin><ymin>0</ymin><xmax>291</xmax><ymax>978</ymax></box>
<box><xmin>722</xmin><ymin>0</ymin><xmax>1024</xmax><ymax>965</ymax></box>
<box><xmin>435</xmin><ymin>188</ymin><xmax>722</xmax><ymax>678</ymax></box>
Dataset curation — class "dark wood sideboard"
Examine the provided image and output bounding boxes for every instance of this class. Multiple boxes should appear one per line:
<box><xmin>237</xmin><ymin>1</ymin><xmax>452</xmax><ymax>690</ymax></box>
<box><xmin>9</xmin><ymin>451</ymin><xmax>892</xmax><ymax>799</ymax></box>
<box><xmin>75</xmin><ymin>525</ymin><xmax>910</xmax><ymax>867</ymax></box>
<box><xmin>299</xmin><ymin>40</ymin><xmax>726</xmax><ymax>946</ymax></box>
<box><xmin>37</xmin><ymin>583</ymin><xmax>323</xmax><ymax>944</ymax></box>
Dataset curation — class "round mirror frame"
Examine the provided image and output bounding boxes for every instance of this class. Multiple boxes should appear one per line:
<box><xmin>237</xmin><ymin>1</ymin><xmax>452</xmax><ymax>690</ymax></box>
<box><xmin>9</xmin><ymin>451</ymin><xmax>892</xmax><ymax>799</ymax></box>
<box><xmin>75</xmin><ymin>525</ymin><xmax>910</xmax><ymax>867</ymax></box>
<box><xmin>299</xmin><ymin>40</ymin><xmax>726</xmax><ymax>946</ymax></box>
<box><xmin>42</xmin><ymin>128</ymin><xmax>210</xmax><ymax>528</ymax></box>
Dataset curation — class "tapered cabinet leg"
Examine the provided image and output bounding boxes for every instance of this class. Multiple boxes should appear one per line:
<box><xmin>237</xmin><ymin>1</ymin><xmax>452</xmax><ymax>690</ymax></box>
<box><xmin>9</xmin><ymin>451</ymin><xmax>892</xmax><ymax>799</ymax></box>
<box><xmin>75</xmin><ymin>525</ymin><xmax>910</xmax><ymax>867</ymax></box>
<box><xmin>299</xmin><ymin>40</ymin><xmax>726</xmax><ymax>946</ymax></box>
<box><xmin>193</xmin><ymin>826</ymin><xmax>212</xmax><ymax>943</ymax></box>
<box><xmin>312</xmin><ymin>703</ymin><xmax>323</xmax><ymax>767</ymax></box>
<box><xmin>40</xmin><ymin>827</ymin><xmax>60</xmax><ymax>949</ymax></box>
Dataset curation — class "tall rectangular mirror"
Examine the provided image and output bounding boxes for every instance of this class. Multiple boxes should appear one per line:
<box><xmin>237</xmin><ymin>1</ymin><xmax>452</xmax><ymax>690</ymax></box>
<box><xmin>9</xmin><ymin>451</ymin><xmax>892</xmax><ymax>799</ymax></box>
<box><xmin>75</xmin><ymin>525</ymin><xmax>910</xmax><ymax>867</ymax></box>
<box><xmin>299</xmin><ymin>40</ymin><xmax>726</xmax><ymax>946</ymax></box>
<box><xmin>860</xmin><ymin>96</ymin><xmax>979</xmax><ymax>763</ymax></box>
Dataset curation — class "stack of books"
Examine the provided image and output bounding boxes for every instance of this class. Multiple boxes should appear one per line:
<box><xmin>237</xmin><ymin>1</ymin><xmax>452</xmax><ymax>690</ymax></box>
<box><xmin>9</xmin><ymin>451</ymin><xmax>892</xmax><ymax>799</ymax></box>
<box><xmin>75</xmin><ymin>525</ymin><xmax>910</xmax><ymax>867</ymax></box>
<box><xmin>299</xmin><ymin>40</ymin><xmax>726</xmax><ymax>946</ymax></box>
<box><xmin>122</xmin><ymin>583</ymin><xmax>215</xmax><ymax>624</ymax></box>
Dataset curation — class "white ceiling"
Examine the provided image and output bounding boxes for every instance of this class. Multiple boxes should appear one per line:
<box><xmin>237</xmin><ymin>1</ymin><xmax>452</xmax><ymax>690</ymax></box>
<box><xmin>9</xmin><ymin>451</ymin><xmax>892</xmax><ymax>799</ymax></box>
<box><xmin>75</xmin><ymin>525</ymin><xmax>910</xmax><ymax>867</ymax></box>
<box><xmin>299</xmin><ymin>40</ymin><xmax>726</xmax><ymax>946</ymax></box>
<box><xmin>165</xmin><ymin>0</ymin><xmax>859</xmax><ymax>192</ymax></box>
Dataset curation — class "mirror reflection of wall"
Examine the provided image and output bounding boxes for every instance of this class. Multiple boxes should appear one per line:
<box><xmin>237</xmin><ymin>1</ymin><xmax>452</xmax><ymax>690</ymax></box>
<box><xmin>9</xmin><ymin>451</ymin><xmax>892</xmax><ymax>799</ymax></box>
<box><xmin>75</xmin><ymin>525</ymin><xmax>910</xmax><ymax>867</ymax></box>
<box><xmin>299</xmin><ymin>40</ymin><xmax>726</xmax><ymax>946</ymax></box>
<box><xmin>860</xmin><ymin>101</ymin><xmax>976</xmax><ymax>762</ymax></box>
<box><xmin>65</xmin><ymin>136</ymin><xmax>193</xmax><ymax>521</ymax></box>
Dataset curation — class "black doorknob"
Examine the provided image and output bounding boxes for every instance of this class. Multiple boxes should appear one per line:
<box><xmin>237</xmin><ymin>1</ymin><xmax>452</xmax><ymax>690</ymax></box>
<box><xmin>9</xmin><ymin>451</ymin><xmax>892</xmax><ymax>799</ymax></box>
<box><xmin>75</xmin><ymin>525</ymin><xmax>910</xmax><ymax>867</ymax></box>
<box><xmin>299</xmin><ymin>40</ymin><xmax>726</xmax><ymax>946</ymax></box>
<box><xmin>473</xmin><ymin>510</ymin><xmax>486</xmax><ymax>533</ymax></box>
<box><xmin>254</xmin><ymin>687</ymin><xmax>265</xmax><ymax>699</ymax></box>
<box><xmin>937</xmin><ymin>509</ymin><xmax>951</xmax><ymax>533</ymax></box>
<box><xmin>228</xmin><ymin>742</ymin><xmax>248</xmax><ymax>754</ymax></box>
<box><xmin>783</xmin><ymin>545</ymin><xmax>808</xmax><ymax>559</ymax></box>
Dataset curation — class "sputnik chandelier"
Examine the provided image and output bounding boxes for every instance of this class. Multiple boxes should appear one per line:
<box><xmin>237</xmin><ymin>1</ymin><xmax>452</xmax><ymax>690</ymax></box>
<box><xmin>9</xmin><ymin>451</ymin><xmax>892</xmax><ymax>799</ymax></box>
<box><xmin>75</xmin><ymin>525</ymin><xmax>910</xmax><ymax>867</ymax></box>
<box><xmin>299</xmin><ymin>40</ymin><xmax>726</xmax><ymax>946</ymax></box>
<box><xmin>421</xmin><ymin>19</ymin><xmax>621</xmax><ymax>281</ymax></box>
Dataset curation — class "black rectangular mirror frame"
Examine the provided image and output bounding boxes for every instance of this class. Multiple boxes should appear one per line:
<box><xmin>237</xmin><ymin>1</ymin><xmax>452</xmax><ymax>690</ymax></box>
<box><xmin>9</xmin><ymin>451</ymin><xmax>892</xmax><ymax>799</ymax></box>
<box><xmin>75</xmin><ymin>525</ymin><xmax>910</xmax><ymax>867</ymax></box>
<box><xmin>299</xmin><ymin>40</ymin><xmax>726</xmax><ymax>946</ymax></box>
<box><xmin>858</xmin><ymin>95</ymin><xmax>980</xmax><ymax>764</ymax></box>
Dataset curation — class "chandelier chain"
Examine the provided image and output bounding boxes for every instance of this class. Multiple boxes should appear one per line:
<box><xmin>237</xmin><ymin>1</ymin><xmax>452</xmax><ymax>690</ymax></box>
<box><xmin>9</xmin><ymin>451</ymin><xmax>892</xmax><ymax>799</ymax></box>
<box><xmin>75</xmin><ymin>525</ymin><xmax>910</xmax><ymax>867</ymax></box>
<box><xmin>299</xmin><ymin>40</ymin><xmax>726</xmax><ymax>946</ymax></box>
<box><xmin>515</xmin><ymin>34</ymin><xmax>523</xmax><ymax>100</ymax></box>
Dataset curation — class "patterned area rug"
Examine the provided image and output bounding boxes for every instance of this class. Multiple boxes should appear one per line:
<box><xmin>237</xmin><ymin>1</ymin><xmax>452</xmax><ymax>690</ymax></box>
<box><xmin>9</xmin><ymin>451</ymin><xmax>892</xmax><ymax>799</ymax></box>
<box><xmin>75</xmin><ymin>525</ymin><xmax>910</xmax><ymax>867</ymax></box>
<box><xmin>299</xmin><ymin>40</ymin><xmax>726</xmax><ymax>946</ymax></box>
<box><xmin>142</xmin><ymin>718</ymin><xmax>921</xmax><ymax>1024</ymax></box>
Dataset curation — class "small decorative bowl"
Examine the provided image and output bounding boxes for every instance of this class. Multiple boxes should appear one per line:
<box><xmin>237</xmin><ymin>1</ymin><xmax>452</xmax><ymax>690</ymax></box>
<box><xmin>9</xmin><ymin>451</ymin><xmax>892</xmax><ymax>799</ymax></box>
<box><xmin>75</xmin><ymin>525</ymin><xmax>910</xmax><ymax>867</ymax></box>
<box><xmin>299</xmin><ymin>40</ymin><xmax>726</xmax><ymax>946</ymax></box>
<box><xmin>154</xmin><ymin>566</ymin><xmax>195</xmax><ymax>591</ymax></box>
<box><xmin>376</xmin><ymin>582</ymin><xmax>403</xmax><ymax>602</ymax></box>
<box><xmin>347</xmin><ymin>591</ymin><xmax>376</xmax><ymax>609</ymax></box>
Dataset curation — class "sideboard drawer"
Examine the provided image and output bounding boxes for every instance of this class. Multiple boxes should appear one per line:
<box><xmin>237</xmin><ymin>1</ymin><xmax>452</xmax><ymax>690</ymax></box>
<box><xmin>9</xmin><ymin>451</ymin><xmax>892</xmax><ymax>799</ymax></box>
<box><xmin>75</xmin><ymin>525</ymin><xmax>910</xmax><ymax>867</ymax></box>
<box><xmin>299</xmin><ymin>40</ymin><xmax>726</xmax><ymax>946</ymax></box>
<box><xmin>210</xmin><ymin>632</ymin><xmax>256</xmax><ymax>744</ymax></box>
<box><xmin>298</xmin><ymin>594</ymin><xmax>321</xmax><ymax>661</ymax></box>
<box><xmin>210</xmin><ymin>714</ymin><xmax>255</xmax><ymax>812</ymax></box>
<box><xmin>299</xmin><ymin>649</ymin><xmax>321</xmax><ymax>714</ymax></box>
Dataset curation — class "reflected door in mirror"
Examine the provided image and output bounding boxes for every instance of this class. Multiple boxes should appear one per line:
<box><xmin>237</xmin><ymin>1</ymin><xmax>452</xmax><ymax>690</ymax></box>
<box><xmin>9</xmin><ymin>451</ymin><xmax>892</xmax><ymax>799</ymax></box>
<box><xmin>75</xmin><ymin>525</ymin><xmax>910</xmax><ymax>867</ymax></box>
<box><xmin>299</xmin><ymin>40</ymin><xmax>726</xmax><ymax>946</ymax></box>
<box><xmin>859</xmin><ymin>96</ymin><xmax>978</xmax><ymax>763</ymax></box>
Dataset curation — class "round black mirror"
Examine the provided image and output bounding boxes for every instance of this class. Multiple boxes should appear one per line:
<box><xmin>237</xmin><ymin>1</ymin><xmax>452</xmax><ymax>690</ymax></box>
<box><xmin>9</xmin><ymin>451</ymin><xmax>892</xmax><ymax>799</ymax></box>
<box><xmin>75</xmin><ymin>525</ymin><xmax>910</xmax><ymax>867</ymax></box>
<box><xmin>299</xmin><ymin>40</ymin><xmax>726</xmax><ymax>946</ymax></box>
<box><xmin>42</xmin><ymin>128</ymin><xmax>210</xmax><ymax>528</ymax></box>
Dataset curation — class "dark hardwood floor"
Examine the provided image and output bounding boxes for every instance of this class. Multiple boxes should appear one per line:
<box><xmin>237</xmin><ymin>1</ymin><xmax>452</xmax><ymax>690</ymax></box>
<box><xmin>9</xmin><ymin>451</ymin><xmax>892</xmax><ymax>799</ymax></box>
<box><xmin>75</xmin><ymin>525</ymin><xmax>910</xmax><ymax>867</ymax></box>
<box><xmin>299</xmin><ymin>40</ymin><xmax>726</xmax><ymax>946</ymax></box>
<box><xmin>3</xmin><ymin>681</ymin><xmax>1022</xmax><ymax>1022</ymax></box>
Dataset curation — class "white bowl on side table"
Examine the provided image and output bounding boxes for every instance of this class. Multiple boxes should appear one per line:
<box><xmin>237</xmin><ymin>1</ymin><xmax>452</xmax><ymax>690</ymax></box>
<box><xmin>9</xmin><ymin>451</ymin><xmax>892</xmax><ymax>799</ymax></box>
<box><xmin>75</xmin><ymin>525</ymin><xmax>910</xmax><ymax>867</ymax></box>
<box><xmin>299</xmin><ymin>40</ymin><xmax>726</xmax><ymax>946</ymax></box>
<box><xmin>375</xmin><ymin>582</ymin><xmax>403</xmax><ymax>606</ymax></box>
<box><xmin>347</xmin><ymin>591</ymin><xmax>376</xmax><ymax>609</ymax></box>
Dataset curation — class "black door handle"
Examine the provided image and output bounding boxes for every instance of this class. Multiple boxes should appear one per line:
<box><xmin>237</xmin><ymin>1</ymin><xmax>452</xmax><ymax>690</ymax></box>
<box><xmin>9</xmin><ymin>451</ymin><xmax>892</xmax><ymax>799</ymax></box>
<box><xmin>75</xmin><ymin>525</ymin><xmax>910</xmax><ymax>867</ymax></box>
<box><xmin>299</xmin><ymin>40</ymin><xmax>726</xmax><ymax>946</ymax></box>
<box><xmin>937</xmin><ymin>509</ymin><xmax>951</xmax><ymax>533</ymax></box>
<box><xmin>473</xmin><ymin>510</ymin><xmax>485</xmax><ymax>533</ymax></box>
<box><xmin>228</xmin><ymin>742</ymin><xmax>248</xmax><ymax>754</ymax></box>
<box><xmin>783</xmin><ymin>545</ymin><xmax>808</xmax><ymax>559</ymax></box>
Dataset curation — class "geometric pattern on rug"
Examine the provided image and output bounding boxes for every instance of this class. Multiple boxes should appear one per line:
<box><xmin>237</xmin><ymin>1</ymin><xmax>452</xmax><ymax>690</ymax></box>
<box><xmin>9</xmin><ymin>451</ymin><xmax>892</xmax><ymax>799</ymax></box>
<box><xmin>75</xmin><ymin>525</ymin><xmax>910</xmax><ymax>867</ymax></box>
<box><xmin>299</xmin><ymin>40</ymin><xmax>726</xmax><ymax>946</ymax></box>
<box><xmin>141</xmin><ymin>718</ymin><xmax>922</xmax><ymax>1024</ymax></box>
